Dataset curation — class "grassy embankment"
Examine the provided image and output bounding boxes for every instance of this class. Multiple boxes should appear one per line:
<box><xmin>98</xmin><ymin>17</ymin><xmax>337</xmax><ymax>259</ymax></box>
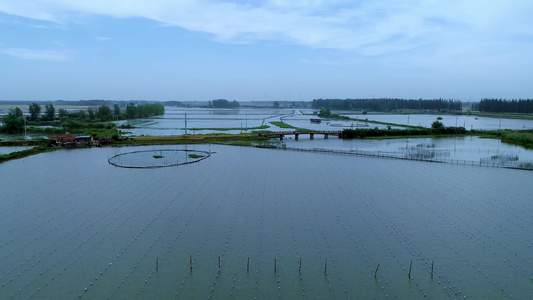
<box><xmin>339</xmin><ymin>116</ymin><xmax>420</xmax><ymax>129</ymax></box>
<box><xmin>465</xmin><ymin>111</ymin><xmax>533</xmax><ymax>120</ymax></box>
<box><xmin>269</xmin><ymin>121</ymin><xmax>312</xmax><ymax>132</ymax></box>
<box><xmin>122</xmin><ymin>133</ymin><xmax>269</xmax><ymax>147</ymax></box>
<box><xmin>0</xmin><ymin>143</ymin><xmax>51</xmax><ymax>164</ymax></box>
<box><xmin>188</xmin><ymin>125</ymin><xmax>269</xmax><ymax>131</ymax></box>
<box><xmin>494</xmin><ymin>130</ymin><xmax>533</xmax><ymax>149</ymax></box>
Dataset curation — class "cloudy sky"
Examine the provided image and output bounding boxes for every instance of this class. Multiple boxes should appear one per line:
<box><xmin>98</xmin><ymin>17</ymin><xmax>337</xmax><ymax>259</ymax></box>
<box><xmin>1</xmin><ymin>0</ymin><xmax>532</xmax><ymax>101</ymax></box>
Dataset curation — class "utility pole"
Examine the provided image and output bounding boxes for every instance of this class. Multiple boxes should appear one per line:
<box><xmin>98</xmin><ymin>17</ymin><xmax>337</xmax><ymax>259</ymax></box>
<box><xmin>184</xmin><ymin>113</ymin><xmax>188</xmax><ymax>135</ymax></box>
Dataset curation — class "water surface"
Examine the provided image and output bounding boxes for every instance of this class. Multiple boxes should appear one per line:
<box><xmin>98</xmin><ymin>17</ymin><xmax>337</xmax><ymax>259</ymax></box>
<box><xmin>0</xmin><ymin>145</ymin><xmax>531</xmax><ymax>299</ymax></box>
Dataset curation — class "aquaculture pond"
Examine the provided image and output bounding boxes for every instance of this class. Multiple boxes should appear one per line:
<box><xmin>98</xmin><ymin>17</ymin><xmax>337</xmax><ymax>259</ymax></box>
<box><xmin>0</xmin><ymin>146</ymin><xmax>33</xmax><ymax>155</ymax></box>
<box><xmin>344</xmin><ymin>114</ymin><xmax>533</xmax><ymax>130</ymax></box>
<box><xmin>282</xmin><ymin>136</ymin><xmax>533</xmax><ymax>168</ymax></box>
<box><xmin>117</xmin><ymin>107</ymin><xmax>394</xmax><ymax>137</ymax></box>
<box><xmin>118</xmin><ymin>107</ymin><xmax>298</xmax><ymax>136</ymax></box>
<box><xmin>1</xmin><ymin>145</ymin><xmax>532</xmax><ymax>299</ymax></box>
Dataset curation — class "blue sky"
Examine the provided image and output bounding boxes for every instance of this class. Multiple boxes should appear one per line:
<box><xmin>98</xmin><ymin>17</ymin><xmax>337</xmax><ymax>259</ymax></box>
<box><xmin>1</xmin><ymin>0</ymin><xmax>532</xmax><ymax>102</ymax></box>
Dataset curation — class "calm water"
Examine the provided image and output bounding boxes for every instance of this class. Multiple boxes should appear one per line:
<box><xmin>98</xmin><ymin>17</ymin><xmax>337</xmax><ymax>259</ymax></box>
<box><xmin>0</xmin><ymin>146</ymin><xmax>32</xmax><ymax>155</ymax></box>
<box><xmin>118</xmin><ymin>107</ymin><xmax>394</xmax><ymax>136</ymax></box>
<box><xmin>1</xmin><ymin>145</ymin><xmax>532</xmax><ymax>299</ymax></box>
<box><xmin>282</xmin><ymin>136</ymin><xmax>533</xmax><ymax>165</ymax></box>
<box><xmin>345</xmin><ymin>114</ymin><xmax>533</xmax><ymax>130</ymax></box>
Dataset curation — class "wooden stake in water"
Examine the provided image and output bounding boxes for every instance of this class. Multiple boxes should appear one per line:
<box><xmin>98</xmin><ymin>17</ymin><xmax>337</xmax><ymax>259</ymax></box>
<box><xmin>247</xmin><ymin>257</ymin><xmax>250</xmax><ymax>273</ymax></box>
<box><xmin>156</xmin><ymin>257</ymin><xmax>159</xmax><ymax>271</ymax></box>
<box><xmin>218</xmin><ymin>256</ymin><xmax>221</xmax><ymax>271</ymax></box>
<box><xmin>190</xmin><ymin>255</ymin><xmax>192</xmax><ymax>271</ymax></box>
<box><xmin>431</xmin><ymin>261</ymin><xmax>434</xmax><ymax>279</ymax></box>
<box><xmin>274</xmin><ymin>259</ymin><xmax>277</xmax><ymax>273</ymax></box>
<box><xmin>374</xmin><ymin>264</ymin><xmax>380</xmax><ymax>278</ymax></box>
<box><xmin>299</xmin><ymin>258</ymin><xmax>302</xmax><ymax>274</ymax></box>
<box><xmin>324</xmin><ymin>259</ymin><xmax>328</xmax><ymax>276</ymax></box>
<box><xmin>408</xmin><ymin>261</ymin><xmax>412</xmax><ymax>278</ymax></box>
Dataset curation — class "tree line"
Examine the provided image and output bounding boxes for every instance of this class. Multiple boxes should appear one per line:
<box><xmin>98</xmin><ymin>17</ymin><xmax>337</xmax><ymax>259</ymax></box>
<box><xmin>312</xmin><ymin>98</ymin><xmax>462</xmax><ymax>112</ymax></box>
<box><xmin>473</xmin><ymin>99</ymin><xmax>533</xmax><ymax>113</ymax></box>
<box><xmin>341</xmin><ymin>123</ymin><xmax>466</xmax><ymax>139</ymax></box>
<box><xmin>208</xmin><ymin>99</ymin><xmax>240</xmax><ymax>108</ymax></box>
<box><xmin>1</xmin><ymin>103</ymin><xmax>164</xmax><ymax>134</ymax></box>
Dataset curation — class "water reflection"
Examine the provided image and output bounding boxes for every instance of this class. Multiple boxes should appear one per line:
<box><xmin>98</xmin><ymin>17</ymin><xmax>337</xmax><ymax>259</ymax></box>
<box><xmin>344</xmin><ymin>114</ymin><xmax>533</xmax><ymax>130</ymax></box>
<box><xmin>282</xmin><ymin>136</ymin><xmax>533</xmax><ymax>167</ymax></box>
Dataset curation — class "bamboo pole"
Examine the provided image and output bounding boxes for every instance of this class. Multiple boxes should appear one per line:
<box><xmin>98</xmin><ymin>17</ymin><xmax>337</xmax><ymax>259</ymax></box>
<box><xmin>247</xmin><ymin>257</ymin><xmax>250</xmax><ymax>273</ymax></box>
<box><xmin>431</xmin><ymin>261</ymin><xmax>434</xmax><ymax>279</ymax></box>
<box><xmin>408</xmin><ymin>261</ymin><xmax>412</xmax><ymax>278</ymax></box>
<box><xmin>324</xmin><ymin>259</ymin><xmax>327</xmax><ymax>276</ymax></box>
<box><xmin>374</xmin><ymin>264</ymin><xmax>380</xmax><ymax>277</ymax></box>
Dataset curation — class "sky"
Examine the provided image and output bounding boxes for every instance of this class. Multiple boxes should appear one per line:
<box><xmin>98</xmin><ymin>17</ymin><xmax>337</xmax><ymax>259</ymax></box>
<box><xmin>1</xmin><ymin>0</ymin><xmax>532</xmax><ymax>102</ymax></box>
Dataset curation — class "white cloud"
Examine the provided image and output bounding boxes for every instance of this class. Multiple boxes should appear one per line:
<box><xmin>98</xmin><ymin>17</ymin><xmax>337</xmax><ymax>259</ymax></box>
<box><xmin>2</xmin><ymin>48</ymin><xmax>72</xmax><ymax>61</ymax></box>
<box><xmin>0</xmin><ymin>0</ymin><xmax>531</xmax><ymax>56</ymax></box>
<box><xmin>96</xmin><ymin>36</ymin><xmax>111</xmax><ymax>41</ymax></box>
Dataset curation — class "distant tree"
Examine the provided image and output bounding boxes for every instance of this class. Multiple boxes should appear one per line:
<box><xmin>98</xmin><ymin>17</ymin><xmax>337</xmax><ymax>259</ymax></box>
<box><xmin>44</xmin><ymin>104</ymin><xmax>55</xmax><ymax>121</ymax></box>
<box><xmin>88</xmin><ymin>107</ymin><xmax>95</xmax><ymax>120</ymax></box>
<box><xmin>211</xmin><ymin>99</ymin><xmax>240</xmax><ymax>108</ymax></box>
<box><xmin>431</xmin><ymin>120</ymin><xmax>444</xmax><ymax>129</ymax></box>
<box><xmin>312</xmin><ymin>98</ymin><xmax>462</xmax><ymax>112</ymax></box>
<box><xmin>97</xmin><ymin>105</ymin><xmax>113</xmax><ymax>121</ymax></box>
<box><xmin>318</xmin><ymin>109</ymin><xmax>331</xmax><ymax>118</ymax></box>
<box><xmin>208</xmin><ymin>100</ymin><xmax>212</xmax><ymax>108</ymax></box>
<box><xmin>58</xmin><ymin>108</ymin><xmax>69</xmax><ymax>118</ymax></box>
<box><xmin>273</xmin><ymin>101</ymin><xmax>280</xmax><ymax>108</ymax></box>
<box><xmin>10</xmin><ymin>107</ymin><xmax>23</xmax><ymax>118</ymax></box>
<box><xmin>0</xmin><ymin>107</ymin><xmax>24</xmax><ymax>133</ymax></box>
<box><xmin>126</xmin><ymin>103</ymin><xmax>136</xmax><ymax>119</ymax></box>
<box><xmin>28</xmin><ymin>102</ymin><xmax>41</xmax><ymax>121</ymax></box>
<box><xmin>113</xmin><ymin>104</ymin><xmax>121</xmax><ymax>116</ymax></box>
<box><xmin>77</xmin><ymin>110</ymin><xmax>87</xmax><ymax>120</ymax></box>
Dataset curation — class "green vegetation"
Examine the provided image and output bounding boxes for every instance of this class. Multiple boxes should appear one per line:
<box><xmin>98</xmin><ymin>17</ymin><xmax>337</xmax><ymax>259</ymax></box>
<box><xmin>44</xmin><ymin>104</ymin><xmax>55</xmax><ymax>121</ymax></box>
<box><xmin>254</xmin><ymin>144</ymin><xmax>277</xmax><ymax>148</ymax></box>
<box><xmin>475</xmin><ymin>98</ymin><xmax>533</xmax><ymax>113</ymax></box>
<box><xmin>188</xmin><ymin>154</ymin><xmax>205</xmax><ymax>158</ymax></box>
<box><xmin>208</xmin><ymin>99</ymin><xmax>240</xmax><ymax>108</ymax></box>
<box><xmin>497</xmin><ymin>131</ymin><xmax>533</xmax><ymax>149</ymax></box>
<box><xmin>123</xmin><ymin>134</ymin><xmax>268</xmax><ymax>145</ymax></box>
<box><xmin>431</xmin><ymin>120</ymin><xmax>444</xmax><ymax>129</ymax></box>
<box><xmin>1</xmin><ymin>103</ymin><xmax>164</xmax><ymax>138</ymax></box>
<box><xmin>269</xmin><ymin>121</ymin><xmax>296</xmax><ymax>129</ymax></box>
<box><xmin>0</xmin><ymin>142</ymin><xmax>51</xmax><ymax>164</ymax></box>
<box><xmin>341</xmin><ymin>126</ymin><xmax>467</xmax><ymax>139</ymax></box>
<box><xmin>316</xmin><ymin>109</ymin><xmax>350</xmax><ymax>120</ymax></box>
<box><xmin>0</xmin><ymin>107</ymin><xmax>24</xmax><ymax>133</ymax></box>
<box><xmin>345</xmin><ymin>117</ymin><xmax>418</xmax><ymax>129</ymax></box>
<box><xmin>124</xmin><ymin>103</ymin><xmax>164</xmax><ymax>119</ymax></box>
<box><xmin>153</xmin><ymin>155</ymin><xmax>164</xmax><ymax>159</ymax></box>
<box><xmin>28</xmin><ymin>102</ymin><xmax>41</xmax><ymax>121</ymax></box>
<box><xmin>189</xmin><ymin>125</ymin><xmax>269</xmax><ymax>131</ymax></box>
<box><xmin>313</xmin><ymin>98</ymin><xmax>462</xmax><ymax>112</ymax></box>
<box><xmin>464</xmin><ymin>111</ymin><xmax>533</xmax><ymax>120</ymax></box>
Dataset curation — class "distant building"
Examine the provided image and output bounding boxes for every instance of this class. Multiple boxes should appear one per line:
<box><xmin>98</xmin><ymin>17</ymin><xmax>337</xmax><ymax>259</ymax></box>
<box><xmin>50</xmin><ymin>134</ymin><xmax>76</xmax><ymax>145</ymax></box>
<box><xmin>49</xmin><ymin>135</ymin><xmax>94</xmax><ymax>147</ymax></box>
<box><xmin>310</xmin><ymin>118</ymin><xmax>322</xmax><ymax>124</ymax></box>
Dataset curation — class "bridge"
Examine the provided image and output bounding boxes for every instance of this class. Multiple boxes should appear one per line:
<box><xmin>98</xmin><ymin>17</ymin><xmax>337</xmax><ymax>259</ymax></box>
<box><xmin>258</xmin><ymin>131</ymin><xmax>343</xmax><ymax>141</ymax></box>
